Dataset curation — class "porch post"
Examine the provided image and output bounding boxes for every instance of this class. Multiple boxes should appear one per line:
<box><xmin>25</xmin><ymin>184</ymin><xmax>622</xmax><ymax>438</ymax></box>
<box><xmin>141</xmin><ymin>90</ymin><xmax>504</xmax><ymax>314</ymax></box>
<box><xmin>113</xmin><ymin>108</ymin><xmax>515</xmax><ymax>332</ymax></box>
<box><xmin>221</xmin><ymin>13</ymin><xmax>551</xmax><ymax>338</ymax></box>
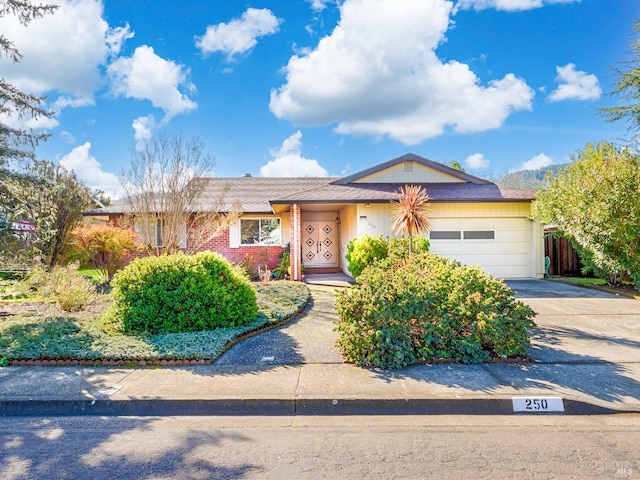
<box><xmin>290</xmin><ymin>204</ymin><xmax>303</xmax><ymax>281</ymax></box>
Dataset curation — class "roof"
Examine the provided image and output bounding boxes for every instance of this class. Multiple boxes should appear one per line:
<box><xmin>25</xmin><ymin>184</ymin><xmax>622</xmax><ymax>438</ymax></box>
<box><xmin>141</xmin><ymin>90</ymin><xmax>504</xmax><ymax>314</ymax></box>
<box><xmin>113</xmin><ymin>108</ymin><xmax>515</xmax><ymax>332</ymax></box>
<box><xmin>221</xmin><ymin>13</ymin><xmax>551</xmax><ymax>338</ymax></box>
<box><xmin>270</xmin><ymin>182</ymin><xmax>535</xmax><ymax>204</ymax></box>
<box><xmin>86</xmin><ymin>177</ymin><xmax>335</xmax><ymax>216</ymax></box>
<box><xmin>85</xmin><ymin>154</ymin><xmax>534</xmax><ymax>216</ymax></box>
<box><xmin>333</xmin><ymin>153</ymin><xmax>492</xmax><ymax>185</ymax></box>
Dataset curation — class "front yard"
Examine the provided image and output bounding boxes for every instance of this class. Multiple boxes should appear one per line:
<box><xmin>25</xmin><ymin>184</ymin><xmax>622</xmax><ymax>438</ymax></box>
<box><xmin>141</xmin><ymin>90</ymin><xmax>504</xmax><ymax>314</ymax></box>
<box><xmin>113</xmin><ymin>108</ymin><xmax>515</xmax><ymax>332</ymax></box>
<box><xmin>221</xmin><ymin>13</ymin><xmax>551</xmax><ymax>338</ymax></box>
<box><xmin>0</xmin><ymin>280</ymin><xmax>309</xmax><ymax>366</ymax></box>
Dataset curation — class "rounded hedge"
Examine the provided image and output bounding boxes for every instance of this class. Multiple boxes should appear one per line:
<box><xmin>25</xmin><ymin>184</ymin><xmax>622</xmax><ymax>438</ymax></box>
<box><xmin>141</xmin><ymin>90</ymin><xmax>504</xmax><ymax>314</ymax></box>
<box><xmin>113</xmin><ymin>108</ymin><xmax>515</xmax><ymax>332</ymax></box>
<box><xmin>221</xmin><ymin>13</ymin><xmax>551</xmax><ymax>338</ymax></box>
<box><xmin>335</xmin><ymin>253</ymin><xmax>536</xmax><ymax>369</ymax></box>
<box><xmin>106</xmin><ymin>252</ymin><xmax>258</xmax><ymax>334</ymax></box>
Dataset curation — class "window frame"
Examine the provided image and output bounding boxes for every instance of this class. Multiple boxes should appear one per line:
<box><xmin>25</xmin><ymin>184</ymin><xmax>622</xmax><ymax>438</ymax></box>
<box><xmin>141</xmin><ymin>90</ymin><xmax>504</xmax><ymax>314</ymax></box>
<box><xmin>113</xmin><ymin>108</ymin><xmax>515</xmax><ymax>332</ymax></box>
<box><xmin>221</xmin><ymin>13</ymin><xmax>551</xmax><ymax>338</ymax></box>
<box><xmin>430</xmin><ymin>230</ymin><xmax>462</xmax><ymax>240</ymax></box>
<box><xmin>239</xmin><ymin>217</ymin><xmax>282</xmax><ymax>246</ymax></box>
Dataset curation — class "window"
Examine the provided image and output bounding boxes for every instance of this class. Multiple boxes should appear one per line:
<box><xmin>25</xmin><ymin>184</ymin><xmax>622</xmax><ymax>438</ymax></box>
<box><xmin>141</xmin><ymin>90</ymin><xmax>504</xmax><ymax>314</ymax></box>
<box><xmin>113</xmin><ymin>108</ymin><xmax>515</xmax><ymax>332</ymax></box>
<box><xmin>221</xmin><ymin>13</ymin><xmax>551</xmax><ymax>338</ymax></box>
<box><xmin>463</xmin><ymin>231</ymin><xmax>495</xmax><ymax>240</ymax></box>
<box><xmin>430</xmin><ymin>231</ymin><xmax>461</xmax><ymax>240</ymax></box>
<box><xmin>240</xmin><ymin>218</ymin><xmax>281</xmax><ymax>245</ymax></box>
<box><xmin>134</xmin><ymin>217</ymin><xmax>186</xmax><ymax>248</ymax></box>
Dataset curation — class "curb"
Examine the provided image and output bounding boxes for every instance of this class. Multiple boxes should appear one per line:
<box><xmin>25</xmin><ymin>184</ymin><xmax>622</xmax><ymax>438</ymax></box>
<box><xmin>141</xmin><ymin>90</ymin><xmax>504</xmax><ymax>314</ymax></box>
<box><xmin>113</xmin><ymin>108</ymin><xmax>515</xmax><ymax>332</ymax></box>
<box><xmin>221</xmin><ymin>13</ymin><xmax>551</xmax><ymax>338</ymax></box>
<box><xmin>0</xmin><ymin>397</ymin><xmax>623</xmax><ymax>417</ymax></box>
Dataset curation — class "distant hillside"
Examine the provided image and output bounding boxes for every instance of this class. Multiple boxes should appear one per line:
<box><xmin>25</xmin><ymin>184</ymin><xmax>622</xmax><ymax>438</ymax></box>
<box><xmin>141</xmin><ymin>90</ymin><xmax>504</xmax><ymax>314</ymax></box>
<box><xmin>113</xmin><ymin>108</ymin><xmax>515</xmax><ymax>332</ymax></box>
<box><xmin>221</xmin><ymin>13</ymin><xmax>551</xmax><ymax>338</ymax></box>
<box><xmin>497</xmin><ymin>164</ymin><xmax>569</xmax><ymax>190</ymax></box>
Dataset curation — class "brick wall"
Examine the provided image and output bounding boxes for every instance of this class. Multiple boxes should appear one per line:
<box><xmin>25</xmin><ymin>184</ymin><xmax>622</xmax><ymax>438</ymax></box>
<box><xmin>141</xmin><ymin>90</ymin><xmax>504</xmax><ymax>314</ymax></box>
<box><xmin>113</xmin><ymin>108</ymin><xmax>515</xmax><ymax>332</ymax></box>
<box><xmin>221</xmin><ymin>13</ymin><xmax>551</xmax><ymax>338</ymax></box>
<box><xmin>193</xmin><ymin>228</ymin><xmax>283</xmax><ymax>270</ymax></box>
<box><xmin>110</xmin><ymin>214</ymin><xmax>284</xmax><ymax>271</ymax></box>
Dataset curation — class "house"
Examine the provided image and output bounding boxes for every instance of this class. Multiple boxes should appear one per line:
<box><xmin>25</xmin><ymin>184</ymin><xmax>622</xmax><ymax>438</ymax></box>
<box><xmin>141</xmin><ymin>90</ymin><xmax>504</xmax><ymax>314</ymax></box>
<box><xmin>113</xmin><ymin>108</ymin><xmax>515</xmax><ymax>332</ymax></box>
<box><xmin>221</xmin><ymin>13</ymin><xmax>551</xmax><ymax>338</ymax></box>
<box><xmin>88</xmin><ymin>153</ymin><xmax>545</xmax><ymax>280</ymax></box>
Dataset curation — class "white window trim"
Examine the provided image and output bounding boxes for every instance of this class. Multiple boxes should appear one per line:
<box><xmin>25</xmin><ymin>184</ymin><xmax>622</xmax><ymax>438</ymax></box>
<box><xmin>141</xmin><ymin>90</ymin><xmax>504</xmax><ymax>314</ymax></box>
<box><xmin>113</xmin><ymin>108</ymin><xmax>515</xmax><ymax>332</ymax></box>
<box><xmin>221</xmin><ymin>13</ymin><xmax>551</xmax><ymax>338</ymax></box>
<box><xmin>240</xmin><ymin>218</ymin><xmax>281</xmax><ymax>246</ymax></box>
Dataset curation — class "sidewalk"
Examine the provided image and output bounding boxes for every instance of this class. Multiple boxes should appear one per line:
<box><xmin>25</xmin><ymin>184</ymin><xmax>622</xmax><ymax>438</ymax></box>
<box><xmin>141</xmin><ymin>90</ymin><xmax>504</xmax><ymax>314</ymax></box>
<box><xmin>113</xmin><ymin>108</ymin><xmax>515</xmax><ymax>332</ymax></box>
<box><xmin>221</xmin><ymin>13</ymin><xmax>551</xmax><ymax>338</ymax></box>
<box><xmin>1</xmin><ymin>278</ymin><xmax>639</xmax><ymax>416</ymax></box>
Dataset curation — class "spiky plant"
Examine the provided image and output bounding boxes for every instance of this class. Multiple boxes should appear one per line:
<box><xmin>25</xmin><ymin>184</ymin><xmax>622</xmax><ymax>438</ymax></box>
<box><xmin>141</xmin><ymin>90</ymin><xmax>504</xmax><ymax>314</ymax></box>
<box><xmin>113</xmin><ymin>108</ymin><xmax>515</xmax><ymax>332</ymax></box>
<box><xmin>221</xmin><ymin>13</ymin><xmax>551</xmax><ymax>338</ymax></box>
<box><xmin>389</xmin><ymin>185</ymin><xmax>431</xmax><ymax>254</ymax></box>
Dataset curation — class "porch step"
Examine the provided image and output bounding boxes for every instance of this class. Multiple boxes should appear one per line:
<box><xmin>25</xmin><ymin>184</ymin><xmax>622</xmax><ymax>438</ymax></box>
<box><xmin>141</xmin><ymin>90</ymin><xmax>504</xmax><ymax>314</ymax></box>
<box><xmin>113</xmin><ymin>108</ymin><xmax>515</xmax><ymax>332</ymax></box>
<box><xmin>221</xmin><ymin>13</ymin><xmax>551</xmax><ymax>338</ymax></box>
<box><xmin>304</xmin><ymin>267</ymin><xmax>343</xmax><ymax>274</ymax></box>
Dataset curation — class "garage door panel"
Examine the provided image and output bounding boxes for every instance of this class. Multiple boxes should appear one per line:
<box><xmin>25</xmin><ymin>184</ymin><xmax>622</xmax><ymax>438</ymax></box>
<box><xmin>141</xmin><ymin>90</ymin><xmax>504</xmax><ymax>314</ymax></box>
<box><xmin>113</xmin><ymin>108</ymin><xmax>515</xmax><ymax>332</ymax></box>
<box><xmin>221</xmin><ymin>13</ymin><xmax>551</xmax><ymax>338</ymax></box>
<box><xmin>495</xmin><ymin>242</ymin><xmax>529</xmax><ymax>254</ymax></box>
<box><xmin>495</xmin><ymin>217</ymin><xmax>528</xmax><ymax>228</ymax></box>
<box><xmin>462</xmin><ymin>242</ymin><xmax>495</xmax><ymax>254</ymax></box>
<box><xmin>428</xmin><ymin>217</ymin><xmax>532</xmax><ymax>278</ymax></box>
<box><xmin>429</xmin><ymin>242</ymin><xmax>462</xmax><ymax>256</ymax></box>
<box><xmin>496</xmin><ymin>264</ymin><xmax>531</xmax><ymax>278</ymax></box>
<box><xmin>496</xmin><ymin>230</ymin><xmax>529</xmax><ymax>242</ymax></box>
<box><xmin>462</xmin><ymin>254</ymin><xmax>496</xmax><ymax>265</ymax></box>
<box><xmin>463</xmin><ymin>218</ymin><xmax>494</xmax><ymax>229</ymax></box>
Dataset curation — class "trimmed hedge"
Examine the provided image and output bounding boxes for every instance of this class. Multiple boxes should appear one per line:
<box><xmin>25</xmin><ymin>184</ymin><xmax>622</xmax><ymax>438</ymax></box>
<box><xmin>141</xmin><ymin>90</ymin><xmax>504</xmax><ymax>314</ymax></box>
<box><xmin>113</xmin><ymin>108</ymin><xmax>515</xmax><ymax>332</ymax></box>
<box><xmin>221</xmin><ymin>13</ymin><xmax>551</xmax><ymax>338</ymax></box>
<box><xmin>105</xmin><ymin>252</ymin><xmax>258</xmax><ymax>334</ymax></box>
<box><xmin>335</xmin><ymin>253</ymin><xmax>536</xmax><ymax>369</ymax></box>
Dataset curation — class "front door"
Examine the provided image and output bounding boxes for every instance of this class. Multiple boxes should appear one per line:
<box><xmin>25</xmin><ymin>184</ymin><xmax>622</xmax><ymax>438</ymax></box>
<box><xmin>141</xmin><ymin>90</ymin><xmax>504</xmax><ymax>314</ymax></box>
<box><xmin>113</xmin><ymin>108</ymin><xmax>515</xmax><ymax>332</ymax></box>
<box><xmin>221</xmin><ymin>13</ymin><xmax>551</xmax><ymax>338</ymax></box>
<box><xmin>302</xmin><ymin>214</ymin><xmax>338</xmax><ymax>268</ymax></box>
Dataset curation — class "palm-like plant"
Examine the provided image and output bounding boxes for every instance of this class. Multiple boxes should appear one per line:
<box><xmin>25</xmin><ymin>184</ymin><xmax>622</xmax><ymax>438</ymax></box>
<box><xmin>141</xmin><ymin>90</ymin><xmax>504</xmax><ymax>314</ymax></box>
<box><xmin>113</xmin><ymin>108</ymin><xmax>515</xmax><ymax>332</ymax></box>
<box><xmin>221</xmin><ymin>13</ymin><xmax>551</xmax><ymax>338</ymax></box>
<box><xmin>390</xmin><ymin>185</ymin><xmax>431</xmax><ymax>254</ymax></box>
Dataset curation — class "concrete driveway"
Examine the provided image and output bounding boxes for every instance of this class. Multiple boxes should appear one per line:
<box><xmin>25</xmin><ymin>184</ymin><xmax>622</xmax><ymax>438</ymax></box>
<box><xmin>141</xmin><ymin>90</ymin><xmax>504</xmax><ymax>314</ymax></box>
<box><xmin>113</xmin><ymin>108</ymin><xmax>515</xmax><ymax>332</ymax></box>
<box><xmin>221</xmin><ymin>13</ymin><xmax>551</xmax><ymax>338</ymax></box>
<box><xmin>506</xmin><ymin>280</ymin><xmax>640</xmax><ymax>364</ymax></box>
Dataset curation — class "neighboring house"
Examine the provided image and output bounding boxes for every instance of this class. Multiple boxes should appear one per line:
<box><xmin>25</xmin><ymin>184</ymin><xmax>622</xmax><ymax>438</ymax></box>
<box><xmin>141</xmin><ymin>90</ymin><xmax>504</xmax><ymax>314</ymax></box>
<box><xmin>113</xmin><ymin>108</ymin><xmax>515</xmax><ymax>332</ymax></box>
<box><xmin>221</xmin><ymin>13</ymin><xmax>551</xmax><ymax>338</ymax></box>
<box><xmin>87</xmin><ymin>153</ymin><xmax>545</xmax><ymax>280</ymax></box>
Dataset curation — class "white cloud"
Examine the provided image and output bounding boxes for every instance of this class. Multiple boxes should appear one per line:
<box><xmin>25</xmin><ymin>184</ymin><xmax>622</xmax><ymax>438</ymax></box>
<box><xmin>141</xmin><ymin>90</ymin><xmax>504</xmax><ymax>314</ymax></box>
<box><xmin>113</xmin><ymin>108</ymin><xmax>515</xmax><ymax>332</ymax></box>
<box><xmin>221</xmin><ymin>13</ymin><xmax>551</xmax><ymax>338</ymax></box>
<box><xmin>465</xmin><ymin>153</ymin><xmax>489</xmax><ymax>169</ymax></box>
<box><xmin>196</xmin><ymin>8</ymin><xmax>280</xmax><ymax>60</ymax></box>
<box><xmin>108</xmin><ymin>45</ymin><xmax>197</xmax><ymax>121</ymax></box>
<box><xmin>548</xmin><ymin>63</ymin><xmax>601</xmax><ymax>102</ymax></box>
<box><xmin>520</xmin><ymin>153</ymin><xmax>553</xmax><ymax>171</ymax></box>
<box><xmin>259</xmin><ymin>130</ymin><xmax>329</xmax><ymax>177</ymax></box>
<box><xmin>0</xmin><ymin>0</ymin><xmax>132</xmax><ymax>107</ymax></box>
<box><xmin>105</xmin><ymin>24</ymin><xmax>134</xmax><ymax>57</ymax></box>
<box><xmin>132</xmin><ymin>115</ymin><xmax>156</xmax><ymax>150</ymax></box>
<box><xmin>455</xmin><ymin>0</ymin><xmax>580</xmax><ymax>11</ymax></box>
<box><xmin>53</xmin><ymin>96</ymin><xmax>95</xmax><ymax>110</ymax></box>
<box><xmin>269</xmin><ymin>0</ymin><xmax>533</xmax><ymax>145</ymax></box>
<box><xmin>59</xmin><ymin>142</ymin><xmax>123</xmax><ymax>199</ymax></box>
<box><xmin>0</xmin><ymin>110</ymin><xmax>59</xmax><ymax>131</ymax></box>
<box><xmin>307</xmin><ymin>0</ymin><xmax>336</xmax><ymax>11</ymax></box>
<box><xmin>61</xmin><ymin>131</ymin><xmax>76</xmax><ymax>144</ymax></box>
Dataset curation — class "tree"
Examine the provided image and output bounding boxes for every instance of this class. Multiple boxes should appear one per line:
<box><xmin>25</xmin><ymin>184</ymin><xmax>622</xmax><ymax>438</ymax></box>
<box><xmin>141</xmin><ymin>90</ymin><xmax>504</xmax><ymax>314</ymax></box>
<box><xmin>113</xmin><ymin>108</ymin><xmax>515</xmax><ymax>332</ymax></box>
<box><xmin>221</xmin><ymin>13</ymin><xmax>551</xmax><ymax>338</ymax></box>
<box><xmin>1</xmin><ymin>1</ymin><xmax>57</xmax><ymax>167</ymax></box>
<box><xmin>71</xmin><ymin>224</ymin><xmax>141</xmax><ymax>282</ymax></box>
<box><xmin>121</xmin><ymin>131</ymin><xmax>242</xmax><ymax>255</ymax></box>
<box><xmin>0</xmin><ymin>160</ymin><xmax>92</xmax><ymax>270</ymax></box>
<box><xmin>599</xmin><ymin>20</ymin><xmax>640</xmax><ymax>141</ymax></box>
<box><xmin>389</xmin><ymin>185</ymin><xmax>431</xmax><ymax>255</ymax></box>
<box><xmin>449</xmin><ymin>160</ymin><xmax>465</xmax><ymax>172</ymax></box>
<box><xmin>532</xmin><ymin>141</ymin><xmax>640</xmax><ymax>286</ymax></box>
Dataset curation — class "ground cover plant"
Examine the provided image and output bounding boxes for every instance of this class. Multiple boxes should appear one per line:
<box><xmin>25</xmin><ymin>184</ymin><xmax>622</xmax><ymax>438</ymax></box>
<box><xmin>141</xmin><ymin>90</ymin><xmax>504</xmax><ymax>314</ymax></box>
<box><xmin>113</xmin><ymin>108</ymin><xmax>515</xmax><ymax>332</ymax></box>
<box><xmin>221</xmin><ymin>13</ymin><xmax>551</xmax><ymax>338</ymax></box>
<box><xmin>336</xmin><ymin>253</ymin><xmax>536</xmax><ymax>369</ymax></box>
<box><xmin>0</xmin><ymin>276</ymin><xmax>309</xmax><ymax>365</ymax></box>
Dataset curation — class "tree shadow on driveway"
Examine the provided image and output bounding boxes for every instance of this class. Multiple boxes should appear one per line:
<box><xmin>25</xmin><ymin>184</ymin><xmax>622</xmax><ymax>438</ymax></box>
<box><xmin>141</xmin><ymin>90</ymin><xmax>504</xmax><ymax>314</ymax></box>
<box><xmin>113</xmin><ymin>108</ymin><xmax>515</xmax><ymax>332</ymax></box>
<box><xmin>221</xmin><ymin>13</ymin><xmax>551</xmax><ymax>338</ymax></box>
<box><xmin>212</xmin><ymin>284</ymin><xmax>343</xmax><ymax>369</ymax></box>
<box><xmin>368</xmin><ymin>325</ymin><xmax>640</xmax><ymax>407</ymax></box>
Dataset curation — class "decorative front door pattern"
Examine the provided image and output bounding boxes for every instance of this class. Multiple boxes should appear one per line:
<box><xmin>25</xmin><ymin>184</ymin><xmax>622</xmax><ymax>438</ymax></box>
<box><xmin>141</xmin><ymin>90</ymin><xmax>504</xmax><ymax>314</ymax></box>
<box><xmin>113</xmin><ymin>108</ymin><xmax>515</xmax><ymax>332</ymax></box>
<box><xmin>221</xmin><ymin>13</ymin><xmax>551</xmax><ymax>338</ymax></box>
<box><xmin>302</xmin><ymin>220</ymin><xmax>338</xmax><ymax>267</ymax></box>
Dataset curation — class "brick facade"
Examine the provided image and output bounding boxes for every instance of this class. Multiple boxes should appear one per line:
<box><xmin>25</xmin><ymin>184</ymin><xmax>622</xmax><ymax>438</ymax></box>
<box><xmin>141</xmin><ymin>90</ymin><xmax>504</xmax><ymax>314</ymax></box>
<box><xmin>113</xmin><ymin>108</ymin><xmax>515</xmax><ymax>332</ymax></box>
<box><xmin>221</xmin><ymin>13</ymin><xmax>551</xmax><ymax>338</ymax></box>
<box><xmin>192</xmin><ymin>227</ymin><xmax>284</xmax><ymax>270</ymax></box>
<box><xmin>108</xmin><ymin>214</ymin><xmax>284</xmax><ymax>273</ymax></box>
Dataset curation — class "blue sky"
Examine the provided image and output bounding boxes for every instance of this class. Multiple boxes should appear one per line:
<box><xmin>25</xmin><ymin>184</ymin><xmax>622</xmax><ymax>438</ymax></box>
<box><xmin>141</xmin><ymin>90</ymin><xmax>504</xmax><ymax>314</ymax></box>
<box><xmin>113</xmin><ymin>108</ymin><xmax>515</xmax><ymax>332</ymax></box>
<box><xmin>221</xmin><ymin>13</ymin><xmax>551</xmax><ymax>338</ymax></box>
<box><xmin>0</xmin><ymin>0</ymin><xmax>636</xmax><ymax>198</ymax></box>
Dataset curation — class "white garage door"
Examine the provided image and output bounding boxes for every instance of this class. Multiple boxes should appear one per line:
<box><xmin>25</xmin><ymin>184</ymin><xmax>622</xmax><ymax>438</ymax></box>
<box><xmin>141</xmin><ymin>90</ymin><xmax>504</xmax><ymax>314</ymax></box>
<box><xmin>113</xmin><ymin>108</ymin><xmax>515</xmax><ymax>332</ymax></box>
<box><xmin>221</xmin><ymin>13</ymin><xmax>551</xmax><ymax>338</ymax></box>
<box><xmin>428</xmin><ymin>217</ymin><xmax>532</xmax><ymax>278</ymax></box>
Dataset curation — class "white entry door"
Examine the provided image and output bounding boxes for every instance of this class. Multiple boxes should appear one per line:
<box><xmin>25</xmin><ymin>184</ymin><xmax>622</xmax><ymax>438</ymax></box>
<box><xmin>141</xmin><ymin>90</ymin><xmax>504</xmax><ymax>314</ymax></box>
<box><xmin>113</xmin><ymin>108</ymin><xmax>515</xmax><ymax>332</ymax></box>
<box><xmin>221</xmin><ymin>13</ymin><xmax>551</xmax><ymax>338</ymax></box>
<box><xmin>302</xmin><ymin>215</ymin><xmax>338</xmax><ymax>267</ymax></box>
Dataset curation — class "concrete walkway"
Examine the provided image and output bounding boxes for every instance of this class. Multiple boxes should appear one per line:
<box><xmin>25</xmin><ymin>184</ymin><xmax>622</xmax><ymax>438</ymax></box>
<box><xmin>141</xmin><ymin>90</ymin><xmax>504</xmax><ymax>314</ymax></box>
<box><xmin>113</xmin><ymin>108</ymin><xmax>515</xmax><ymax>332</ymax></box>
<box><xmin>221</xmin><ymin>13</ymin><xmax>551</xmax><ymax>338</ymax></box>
<box><xmin>0</xmin><ymin>279</ymin><xmax>639</xmax><ymax>416</ymax></box>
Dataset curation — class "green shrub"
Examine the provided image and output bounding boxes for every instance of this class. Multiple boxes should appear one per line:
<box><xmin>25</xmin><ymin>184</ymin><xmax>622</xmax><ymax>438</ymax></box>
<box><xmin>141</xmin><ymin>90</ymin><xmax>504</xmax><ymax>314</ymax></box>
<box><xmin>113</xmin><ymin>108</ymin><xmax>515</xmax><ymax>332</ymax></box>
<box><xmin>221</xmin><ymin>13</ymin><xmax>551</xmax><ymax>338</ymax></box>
<box><xmin>387</xmin><ymin>236</ymin><xmax>430</xmax><ymax>260</ymax></box>
<box><xmin>17</xmin><ymin>266</ymin><xmax>50</xmax><ymax>297</ymax></box>
<box><xmin>345</xmin><ymin>234</ymin><xmax>430</xmax><ymax>279</ymax></box>
<box><xmin>106</xmin><ymin>252</ymin><xmax>258</xmax><ymax>334</ymax></box>
<box><xmin>345</xmin><ymin>234</ymin><xmax>388</xmax><ymax>278</ymax></box>
<box><xmin>48</xmin><ymin>266</ymin><xmax>96</xmax><ymax>312</ymax></box>
<box><xmin>16</xmin><ymin>265</ymin><xmax>95</xmax><ymax>311</ymax></box>
<box><xmin>335</xmin><ymin>253</ymin><xmax>536</xmax><ymax>369</ymax></box>
<box><xmin>273</xmin><ymin>244</ymin><xmax>291</xmax><ymax>279</ymax></box>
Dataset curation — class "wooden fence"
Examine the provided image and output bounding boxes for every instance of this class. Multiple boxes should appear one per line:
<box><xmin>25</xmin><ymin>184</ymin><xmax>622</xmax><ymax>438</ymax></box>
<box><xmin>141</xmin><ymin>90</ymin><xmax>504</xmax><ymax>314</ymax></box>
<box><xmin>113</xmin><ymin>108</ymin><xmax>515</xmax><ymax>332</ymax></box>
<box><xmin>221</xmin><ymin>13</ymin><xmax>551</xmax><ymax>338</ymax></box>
<box><xmin>544</xmin><ymin>234</ymin><xmax>582</xmax><ymax>276</ymax></box>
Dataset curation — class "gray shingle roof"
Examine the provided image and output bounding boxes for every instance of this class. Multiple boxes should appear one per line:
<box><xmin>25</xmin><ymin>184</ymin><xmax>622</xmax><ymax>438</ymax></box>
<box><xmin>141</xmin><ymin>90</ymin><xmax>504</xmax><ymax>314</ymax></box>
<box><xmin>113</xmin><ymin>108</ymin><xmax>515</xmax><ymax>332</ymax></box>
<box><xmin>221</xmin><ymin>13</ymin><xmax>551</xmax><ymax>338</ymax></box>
<box><xmin>270</xmin><ymin>182</ymin><xmax>534</xmax><ymax>204</ymax></box>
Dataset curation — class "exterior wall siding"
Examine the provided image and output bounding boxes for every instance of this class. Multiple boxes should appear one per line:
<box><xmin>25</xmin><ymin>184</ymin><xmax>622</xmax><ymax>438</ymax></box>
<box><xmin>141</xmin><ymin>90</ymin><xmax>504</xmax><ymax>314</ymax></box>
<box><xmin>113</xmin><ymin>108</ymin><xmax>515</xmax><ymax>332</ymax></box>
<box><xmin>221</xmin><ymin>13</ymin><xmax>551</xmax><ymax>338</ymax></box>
<box><xmin>354</xmin><ymin>163</ymin><xmax>465</xmax><ymax>184</ymax></box>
